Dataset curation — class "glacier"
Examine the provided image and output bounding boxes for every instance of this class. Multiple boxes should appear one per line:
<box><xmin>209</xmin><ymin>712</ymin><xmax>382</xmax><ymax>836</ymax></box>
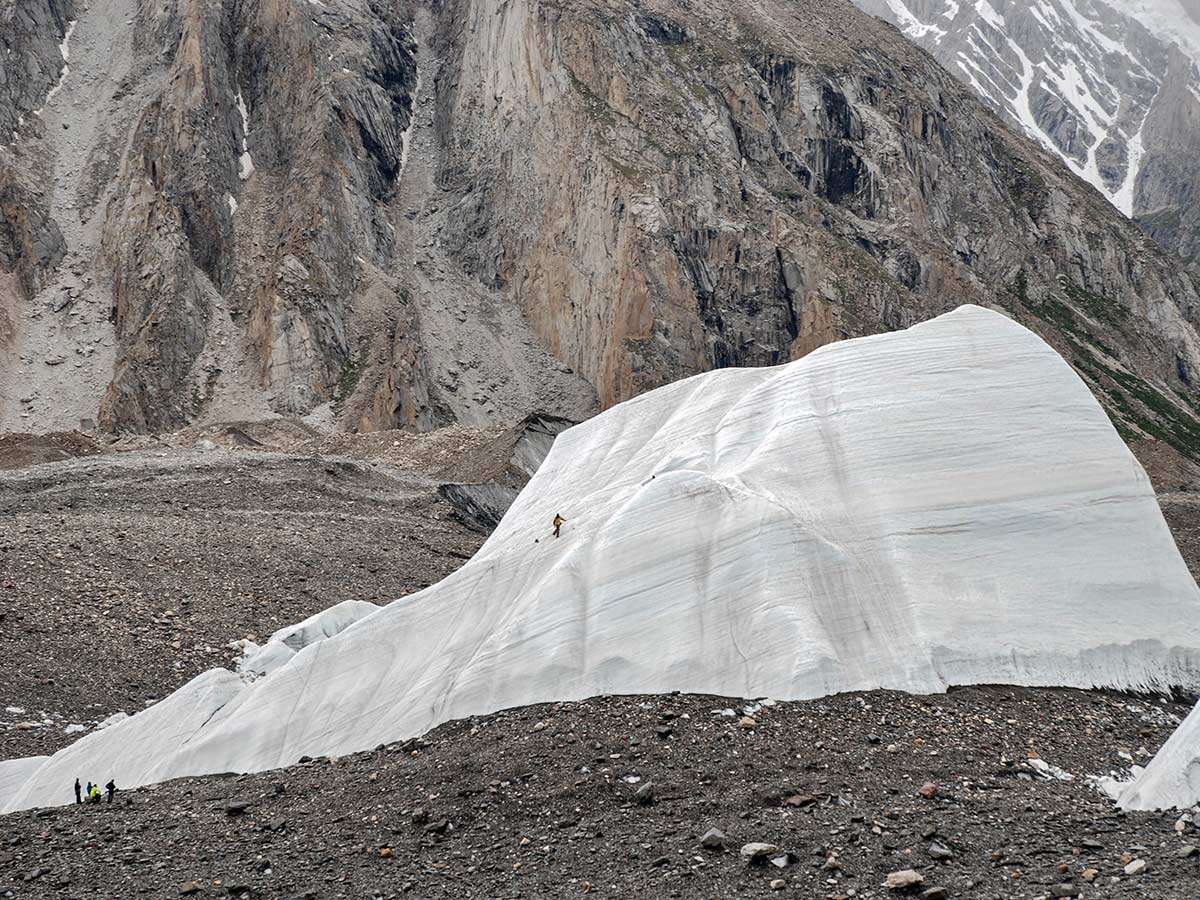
<box><xmin>1113</xmin><ymin>699</ymin><xmax>1200</xmax><ymax>810</ymax></box>
<box><xmin>4</xmin><ymin>305</ymin><xmax>1200</xmax><ymax>812</ymax></box>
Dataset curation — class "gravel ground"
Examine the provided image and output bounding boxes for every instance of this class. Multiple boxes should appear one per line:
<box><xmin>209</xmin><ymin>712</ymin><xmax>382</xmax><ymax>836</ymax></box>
<box><xmin>0</xmin><ymin>449</ymin><xmax>484</xmax><ymax>759</ymax></box>
<box><xmin>0</xmin><ymin>687</ymin><xmax>1197</xmax><ymax>900</ymax></box>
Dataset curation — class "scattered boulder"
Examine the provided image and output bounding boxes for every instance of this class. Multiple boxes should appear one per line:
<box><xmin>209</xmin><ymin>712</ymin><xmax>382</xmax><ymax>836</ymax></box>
<box><xmin>635</xmin><ymin>781</ymin><xmax>655</xmax><ymax>805</ymax></box>
<box><xmin>921</xmin><ymin>888</ymin><xmax>949</xmax><ymax>900</ymax></box>
<box><xmin>1049</xmin><ymin>885</ymin><xmax>1081</xmax><ymax>898</ymax></box>
<box><xmin>178</xmin><ymin>883</ymin><xmax>204</xmax><ymax>896</ymax></box>
<box><xmin>783</xmin><ymin>793</ymin><xmax>817</xmax><ymax>808</ymax></box>
<box><xmin>918</xmin><ymin>782</ymin><xmax>939</xmax><ymax>799</ymax></box>
<box><xmin>770</xmin><ymin>878</ymin><xmax>786</xmax><ymax>890</ymax></box>
<box><xmin>1124</xmin><ymin>859</ymin><xmax>1147</xmax><ymax>876</ymax></box>
<box><xmin>225</xmin><ymin>800</ymin><xmax>252</xmax><ymax>816</ymax></box>
<box><xmin>927</xmin><ymin>841</ymin><xmax>953</xmax><ymax>861</ymax></box>
<box><xmin>885</xmin><ymin>869</ymin><xmax>925</xmax><ymax>890</ymax></box>
<box><xmin>700</xmin><ymin>827</ymin><xmax>727</xmax><ymax>850</ymax></box>
<box><xmin>740</xmin><ymin>842</ymin><xmax>779</xmax><ymax>862</ymax></box>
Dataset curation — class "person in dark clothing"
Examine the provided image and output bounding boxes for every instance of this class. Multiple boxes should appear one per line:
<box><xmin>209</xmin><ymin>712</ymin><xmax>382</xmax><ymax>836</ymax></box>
<box><xmin>74</xmin><ymin>778</ymin><xmax>81</xmax><ymax>805</ymax></box>
<box><xmin>105</xmin><ymin>780</ymin><xmax>116</xmax><ymax>804</ymax></box>
<box><xmin>553</xmin><ymin>514</ymin><xmax>565</xmax><ymax>538</ymax></box>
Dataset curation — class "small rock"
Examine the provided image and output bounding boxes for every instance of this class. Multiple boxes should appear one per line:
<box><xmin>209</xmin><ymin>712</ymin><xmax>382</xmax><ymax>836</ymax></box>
<box><xmin>1081</xmin><ymin>868</ymin><xmax>1099</xmax><ymax>881</ymax></box>
<box><xmin>424</xmin><ymin>819</ymin><xmax>450</xmax><ymax>834</ymax></box>
<box><xmin>654</xmin><ymin>725</ymin><xmax>673</xmax><ymax>738</ymax></box>
<box><xmin>885</xmin><ymin>869</ymin><xmax>925</xmax><ymax>889</ymax></box>
<box><xmin>917</xmin><ymin>782</ymin><xmax>939</xmax><ymax>799</ymax></box>
<box><xmin>1124</xmin><ymin>859</ymin><xmax>1147</xmax><ymax>876</ymax></box>
<box><xmin>700</xmin><ymin>828</ymin><xmax>727</xmax><ymax>850</ymax></box>
<box><xmin>770</xmin><ymin>879</ymin><xmax>786</xmax><ymax>890</ymax></box>
<box><xmin>1049</xmin><ymin>885</ymin><xmax>1080</xmax><ymax>898</ymax></box>
<box><xmin>783</xmin><ymin>793</ymin><xmax>817</xmax><ymax>808</ymax></box>
<box><xmin>635</xmin><ymin>781</ymin><xmax>655</xmax><ymax>805</ymax></box>
<box><xmin>225</xmin><ymin>801</ymin><xmax>251</xmax><ymax>816</ymax></box>
<box><xmin>1177</xmin><ymin>845</ymin><xmax>1197</xmax><ymax>859</ymax></box>
<box><xmin>179</xmin><ymin>883</ymin><xmax>204</xmax><ymax>896</ymax></box>
<box><xmin>740</xmin><ymin>842</ymin><xmax>779</xmax><ymax>862</ymax></box>
<box><xmin>927</xmin><ymin>841</ymin><xmax>953</xmax><ymax>861</ymax></box>
<box><xmin>921</xmin><ymin>888</ymin><xmax>949</xmax><ymax>900</ymax></box>
<box><xmin>379</xmin><ymin>848</ymin><xmax>393</xmax><ymax>858</ymax></box>
<box><xmin>739</xmin><ymin>716</ymin><xmax>757</xmax><ymax>729</ymax></box>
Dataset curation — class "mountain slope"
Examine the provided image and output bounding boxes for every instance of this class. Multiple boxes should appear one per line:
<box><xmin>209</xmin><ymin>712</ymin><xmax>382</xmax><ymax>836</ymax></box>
<box><xmin>7</xmin><ymin>307</ymin><xmax>1200</xmax><ymax>812</ymax></box>
<box><xmin>852</xmin><ymin>0</ymin><xmax>1200</xmax><ymax>264</ymax></box>
<box><xmin>2</xmin><ymin>0</ymin><xmax>1200</xmax><ymax>471</ymax></box>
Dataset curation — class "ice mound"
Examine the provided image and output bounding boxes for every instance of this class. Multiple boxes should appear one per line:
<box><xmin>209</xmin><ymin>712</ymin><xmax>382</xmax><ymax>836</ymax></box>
<box><xmin>5</xmin><ymin>305</ymin><xmax>1200</xmax><ymax>812</ymax></box>
<box><xmin>1113</xmin><ymin>700</ymin><xmax>1200</xmax><ymax>810</ymax></box>
<box><xmin>237</xmin><ymin>600</ymin><xmax>382</xmax><ymax>678</ymax></box>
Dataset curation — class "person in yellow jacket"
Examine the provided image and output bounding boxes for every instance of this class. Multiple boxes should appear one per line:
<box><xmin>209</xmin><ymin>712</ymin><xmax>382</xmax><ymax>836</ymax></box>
<box><xmin>553</xmin><ymin>514</ymin><xmax>565</xmax><ymax>538</ymax></box>
<box><xmin>88</xmin><ymin>783</ymin><xmax>101</xmax><ymax>804</ymax></box>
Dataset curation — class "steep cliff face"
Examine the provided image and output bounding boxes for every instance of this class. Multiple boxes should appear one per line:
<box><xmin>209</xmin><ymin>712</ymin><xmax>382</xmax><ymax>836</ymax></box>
<box><xmin>430</xmin><ymin>0</ymin><xmax>1200</xmax><ymax>463</ymax></box>
<box><xmin>851</xmin><ymin>0</ymin><xmax>1200</xmax><ymax>266</ymax></box>
<box><xmin>1137</xmin><ymin>47</ymin><xmax>1200</xmax><ymax>266</ymax></box>
<box><xmin>3</xmin><ymin>0</ymin><xmax>1200</xmax><ymax>468</ymax></box>
<box><xmin>0</xmin><ymin>0</ymin><xmax>595</xmax><ymax>434</ymax></box>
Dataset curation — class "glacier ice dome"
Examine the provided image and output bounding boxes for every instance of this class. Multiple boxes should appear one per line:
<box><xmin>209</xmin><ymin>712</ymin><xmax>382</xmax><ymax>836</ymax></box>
<box><xmin>4</xmin><ymin>305</ymin><xmax>1200</xmax><ymax>812</ymax></box>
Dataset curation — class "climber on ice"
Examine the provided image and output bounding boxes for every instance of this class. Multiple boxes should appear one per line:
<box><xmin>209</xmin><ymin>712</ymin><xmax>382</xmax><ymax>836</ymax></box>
<box><xmin>553</xmin><ymin>514</ymin><xmax>565</xmax><ymax>538</ymax></box>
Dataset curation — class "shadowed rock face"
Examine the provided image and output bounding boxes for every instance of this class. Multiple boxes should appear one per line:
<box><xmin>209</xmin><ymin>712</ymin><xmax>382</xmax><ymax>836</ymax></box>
<box><xmin>3</xmin><ymin>0</ymin><xmax>1200</xmax><ymax>470</ymax></box>
<box><xmin>96</xmin><ymin>0</ymin><xmax>422</xmax><ymax>431</ymax></box>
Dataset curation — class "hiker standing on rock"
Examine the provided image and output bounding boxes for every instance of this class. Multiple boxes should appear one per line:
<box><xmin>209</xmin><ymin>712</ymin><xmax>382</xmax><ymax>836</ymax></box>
<box><xmin>553</xmin><ymin>514</ymin><xmax>565</xmax><ymax>538</ymax></box>
<box><xmin>74</xmin><ymin>778</ymin><xmax>81</xmax><ymax>805</ymax></box>
<box><xmin>105</xmin><ymin>780</ymin><xmax>116</xmax><ymax>804</ymax></box>
<box><xmin>88</xmin><ymin>783</ymin><xmax>101</xmax><ymax>804</ymax></box>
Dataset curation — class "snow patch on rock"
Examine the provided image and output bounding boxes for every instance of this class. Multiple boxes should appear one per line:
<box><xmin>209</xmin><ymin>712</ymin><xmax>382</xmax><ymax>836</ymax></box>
<box><xmin>236</xmin><ymin>90</ymin><xmax>255</xmax><ymax>180</ymax></box>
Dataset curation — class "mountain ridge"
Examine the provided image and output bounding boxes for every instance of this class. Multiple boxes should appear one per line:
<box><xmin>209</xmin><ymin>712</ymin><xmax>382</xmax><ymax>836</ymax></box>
<box><xmin>2</xmin><ymin>0</ymin><xmax>1200</xmax><ymax>481</ymax></box>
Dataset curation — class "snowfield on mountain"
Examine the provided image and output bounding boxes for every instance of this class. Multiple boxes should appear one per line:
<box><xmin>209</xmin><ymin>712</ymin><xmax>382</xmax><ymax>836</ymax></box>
<box><xmin>4</xmin><ymin>305</ymin><xmax>1200</xmax><ymax>813</ymax></box>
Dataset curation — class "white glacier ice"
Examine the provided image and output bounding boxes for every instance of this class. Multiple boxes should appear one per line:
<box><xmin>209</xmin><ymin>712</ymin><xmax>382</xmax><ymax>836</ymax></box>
<box><xmin>4</xmin><ymin>305</ymin><xmax>1200</xmax><ymax>812</ymax></box>
<box><xmin>1112</xmin><ymin>699</ymin><xmax>1200</xmax><ymax>810</ymax></box>
<box><xmin>0</xmin><ymin>757</ymin><xmax>48</xmax><ymax>804</ymax></box>
<box><xmin>238</xmin><ymin>599</ymin><xmax>382</xmax><ymax>677</ymax></box>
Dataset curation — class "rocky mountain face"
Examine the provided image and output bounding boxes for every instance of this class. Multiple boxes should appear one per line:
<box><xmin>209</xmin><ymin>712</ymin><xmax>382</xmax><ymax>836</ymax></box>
<box><xmin>3</xmin><ymin>0</ymin><xmax>1200</xmax><ymax>474</ymax></box>
<box><xmin>852</xmin><ymin>0</ymin><xmax>1200</xmax><ymax>265</ymax></box>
